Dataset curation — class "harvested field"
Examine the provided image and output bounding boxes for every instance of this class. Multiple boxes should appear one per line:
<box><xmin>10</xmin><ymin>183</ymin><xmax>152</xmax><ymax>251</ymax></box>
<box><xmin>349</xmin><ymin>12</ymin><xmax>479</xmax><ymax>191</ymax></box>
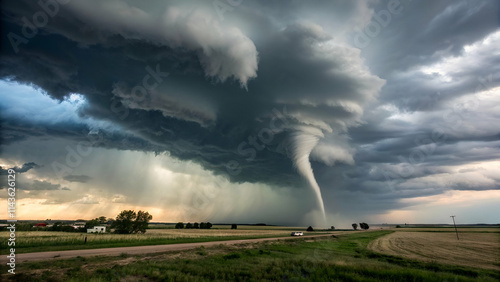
<box><xmin>394</xmin><ymin>227</ymin><xmax>500</xmax><ymax>233</ymax></box>
<box><xmin>368</xmin><ymin>230</ymin><xmax>500</xmax><ymax>270</ymax></box>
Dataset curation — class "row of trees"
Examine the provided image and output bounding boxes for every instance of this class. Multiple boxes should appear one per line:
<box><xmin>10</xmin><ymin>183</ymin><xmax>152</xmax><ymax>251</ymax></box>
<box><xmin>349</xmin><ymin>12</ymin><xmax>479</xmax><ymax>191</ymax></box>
<box><xmin>175</xmin><ymin>222</ymin><xmax>213</xmax><ymax>229</ymax></box>
<box><xmin>352</xmin><ymin>223</ymin><xmax>370</xmax><ymax>230</ymax></box>
<box><xmin>112</xmin><ymin>210</ymin><xmax>153</xmax><ymax>234</ymax></box>
<box><xmin>6</xmin><ymin>223</ymin><xmax>66</xmax><ymax>232</ymax></box>
<box><xmin>85</xmin><ymin>216</ymin><xmax>112</xmax><ymax>230</ymax></box>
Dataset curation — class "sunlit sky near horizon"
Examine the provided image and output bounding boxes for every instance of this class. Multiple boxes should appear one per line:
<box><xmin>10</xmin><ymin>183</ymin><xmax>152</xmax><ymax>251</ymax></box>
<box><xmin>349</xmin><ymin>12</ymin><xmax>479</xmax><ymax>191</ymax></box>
<box><xmin>1</xmin><ymin>0</ymin><xmax>499</xmax><ymax>228</ymax></box>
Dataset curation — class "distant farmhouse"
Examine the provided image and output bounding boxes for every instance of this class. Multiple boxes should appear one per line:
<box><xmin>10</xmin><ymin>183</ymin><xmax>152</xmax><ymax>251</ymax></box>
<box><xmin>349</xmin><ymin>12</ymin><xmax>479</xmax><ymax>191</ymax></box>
<box><xmin>87</xmin><ymin>226</ymin><xmax>106</xmax><ymax>233</ymax></box>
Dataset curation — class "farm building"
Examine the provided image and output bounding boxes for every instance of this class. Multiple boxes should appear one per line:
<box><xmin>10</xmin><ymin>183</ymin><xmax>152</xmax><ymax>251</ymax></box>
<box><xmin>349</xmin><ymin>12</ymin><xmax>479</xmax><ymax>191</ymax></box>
<box><xmin>34</xmin><ymin>223</ymin><xmax>47</xmax><ymax>227</ymax></box>
<box><xmin>87</xmin><ymin>226</ymin><xmax>106</xmax><ymax>233</ymax></box>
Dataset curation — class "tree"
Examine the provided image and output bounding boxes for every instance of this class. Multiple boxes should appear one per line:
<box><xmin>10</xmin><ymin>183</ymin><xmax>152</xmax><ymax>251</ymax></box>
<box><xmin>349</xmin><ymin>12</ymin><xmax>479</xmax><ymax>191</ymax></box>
<box><xmin>51</xmin><ymin>222</ymin><xmax>63</xmax><ymax>231</ymax></box>
<box><xmin>186</xmin><ymin>222</ymin><xmax>193</xmax><ymax>229</ymax></box>
<box><xmin>330</xmin><ymin>226</ymin><xmax>335</xmax><ymax>230</ymax></box>
<box><xmin>85</xmin><ymin>218</ymin><xmax>101</xmax><ymax>230</ymax></box>
<box><xmin>352</xmin><ymin>223</ymin><xmax>358</xmax><ymax>230</ymax></box>
<box><xmin>175</xmin><ymin>222</ymin><xmax>184</xmax><ymax>229</ymax></box>
<box><xmin>199</xmin><ymin>222</ymin><xmax>213</xmax><ymax>229</ymax></box>
<box><xmin>133</xmin><ymin>211</ymin><xmax>153</xmax><ymax>233</ymax></box>
<box><xmin>112</xmin><ymin>210</ymin><xmax>136</xmax><ymax>234</ymax></box>
<box><xmin>193</xmin><ymin>222</ymin><xmax>199</xmax><ymax>229</ymax></box>
<box><xmin>83</xmin><ymin>216</ymin><xmax>110</xmax><ymax>232</ymax></box>
<box><xmin>50</xmin><ymin>222</ymin><xmax>76</xmax><ymax>232</ymax></box>
<box><xmin>306</xmin><ymin>226</ymin><xmax>314</xmax><ymax>232</ymax></box>
<box><xmin>231</xmin><ymin>224</ymin><xmax>237</xmax><ymax>229</ymax></box>
<box><xmin>51</xmin><ymin>222</ymin><xmax>75</xmax><ymax>232</ymax></box>
<box><xmin>112</xmin><ymin>210</ymin><xmax>153</xmax><ymax>234</ymax></box>
<box><xmin>359</xmin><ymin>223</ymin><xmax>370</xmax><ymax>230</ymax></box>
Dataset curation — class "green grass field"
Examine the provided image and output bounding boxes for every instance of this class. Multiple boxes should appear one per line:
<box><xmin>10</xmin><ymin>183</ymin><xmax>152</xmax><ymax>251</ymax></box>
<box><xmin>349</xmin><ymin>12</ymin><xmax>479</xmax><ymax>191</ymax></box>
<box><xmin>4</xmin><ymin>230</ymin><xmax>499</xmax><ymax>281</ymax></box>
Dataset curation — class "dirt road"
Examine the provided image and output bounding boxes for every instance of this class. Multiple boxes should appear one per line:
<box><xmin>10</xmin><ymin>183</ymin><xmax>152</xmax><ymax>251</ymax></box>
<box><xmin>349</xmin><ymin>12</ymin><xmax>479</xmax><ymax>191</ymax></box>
<box><xmin>12</xmin><ymin>234</ymin><xmax>334</xmax><ymax>263</ymax></box>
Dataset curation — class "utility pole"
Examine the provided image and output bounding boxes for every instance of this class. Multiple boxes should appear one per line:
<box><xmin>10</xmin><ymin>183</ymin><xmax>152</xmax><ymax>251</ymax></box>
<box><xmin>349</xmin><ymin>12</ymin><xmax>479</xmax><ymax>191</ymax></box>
<box><xmin>450</xmin><ymin>215</ymin><xmax>459</xmax><ymax>240</ymax></box>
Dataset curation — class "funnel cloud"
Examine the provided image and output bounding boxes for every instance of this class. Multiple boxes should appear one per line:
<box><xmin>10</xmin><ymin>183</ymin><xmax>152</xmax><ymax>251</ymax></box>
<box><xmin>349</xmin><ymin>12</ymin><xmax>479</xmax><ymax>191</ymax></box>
<box><xmin>288</xmin><ymin>128</ymin><xmax>326</xmax><ymax>221</ymax></box>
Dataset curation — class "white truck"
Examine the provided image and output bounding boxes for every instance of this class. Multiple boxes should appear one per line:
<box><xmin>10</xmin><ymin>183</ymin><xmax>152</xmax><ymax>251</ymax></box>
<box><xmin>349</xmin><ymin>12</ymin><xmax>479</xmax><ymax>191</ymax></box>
<box><xmin>290</xmin><ymin>231</ymin><xmax>303</xmax><ymax>236</ymax></box>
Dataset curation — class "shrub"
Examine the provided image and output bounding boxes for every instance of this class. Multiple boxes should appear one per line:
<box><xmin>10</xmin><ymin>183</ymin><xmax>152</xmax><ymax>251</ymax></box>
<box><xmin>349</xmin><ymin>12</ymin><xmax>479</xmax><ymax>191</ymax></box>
<box><xmin>223</xmin><ymin>253</ymin><xmax>241</xmax><ymax>260</ymax></box>
<box><xmin>175</xmin><ymin>222</ymin><xmax>184</xmax><ymax>229</ymax></box>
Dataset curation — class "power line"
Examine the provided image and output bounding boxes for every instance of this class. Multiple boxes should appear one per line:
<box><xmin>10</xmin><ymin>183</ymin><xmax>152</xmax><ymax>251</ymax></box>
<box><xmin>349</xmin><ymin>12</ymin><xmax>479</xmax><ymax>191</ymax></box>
<box><xmin>450</xmin><ymin>215</ymin><xmax>459</xmax><ymax>240</ymax></box>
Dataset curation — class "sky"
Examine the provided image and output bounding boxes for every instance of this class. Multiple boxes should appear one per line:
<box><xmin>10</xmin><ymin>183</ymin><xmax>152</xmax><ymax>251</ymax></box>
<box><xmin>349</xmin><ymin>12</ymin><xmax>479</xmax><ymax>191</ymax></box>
<box><xmin>1</xmin><ymin>0</ymin><xmax>499</xmax><ymax>228</ymax></box>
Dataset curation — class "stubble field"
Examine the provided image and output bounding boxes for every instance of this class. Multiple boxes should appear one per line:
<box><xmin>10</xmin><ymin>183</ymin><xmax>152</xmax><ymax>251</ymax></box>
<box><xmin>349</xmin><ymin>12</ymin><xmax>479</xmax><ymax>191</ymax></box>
<box><xmin>368</xmin><ymin>228</ymin><xmax>500</xmax><ymax>270</ymax></box>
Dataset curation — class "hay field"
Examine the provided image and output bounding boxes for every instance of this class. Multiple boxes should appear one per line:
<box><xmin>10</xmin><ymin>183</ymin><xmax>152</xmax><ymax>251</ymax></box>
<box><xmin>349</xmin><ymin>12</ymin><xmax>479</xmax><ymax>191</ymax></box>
<box><xmin>368</xmin><ymin>229</ymin><xmax>500</xmax><ymax>270</ymax></box>
<box><xmin>394</xmin><ymin>227</ymin><xmax>499</xmax><ymax>233</ymax></box>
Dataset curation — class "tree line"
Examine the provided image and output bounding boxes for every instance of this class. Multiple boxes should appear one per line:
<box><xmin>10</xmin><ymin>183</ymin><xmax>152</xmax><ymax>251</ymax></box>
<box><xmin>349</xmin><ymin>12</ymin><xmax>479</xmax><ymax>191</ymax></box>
<box><xmin>352</xmin><ymin>222</ymin><xmax>370</xmax><ymax>230</ymax></box>
<box><xmin>175</xmin><ymin>222</ymin><xmax>213</xmax><ymax>229</ymax></box>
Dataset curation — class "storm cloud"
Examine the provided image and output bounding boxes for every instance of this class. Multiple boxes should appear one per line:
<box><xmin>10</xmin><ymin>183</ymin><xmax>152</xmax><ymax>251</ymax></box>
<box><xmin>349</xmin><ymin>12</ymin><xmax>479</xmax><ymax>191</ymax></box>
<box><xmin>0</xmin><ymin>162</ymin><xmax>40</xmax><ymax>175</ymax></box>
<box><xmin>63</xmin><ymin>174</ymin><xmax>92</xmax><ymax>183</ymax></box>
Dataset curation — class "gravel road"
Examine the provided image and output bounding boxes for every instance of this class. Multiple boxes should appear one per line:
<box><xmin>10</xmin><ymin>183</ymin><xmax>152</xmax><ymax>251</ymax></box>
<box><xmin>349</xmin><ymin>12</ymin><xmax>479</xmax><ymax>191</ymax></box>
<box><xmin>12</xmin><ymin>234</ymin><xmax>334</xmax><ymax>263</ymax></box>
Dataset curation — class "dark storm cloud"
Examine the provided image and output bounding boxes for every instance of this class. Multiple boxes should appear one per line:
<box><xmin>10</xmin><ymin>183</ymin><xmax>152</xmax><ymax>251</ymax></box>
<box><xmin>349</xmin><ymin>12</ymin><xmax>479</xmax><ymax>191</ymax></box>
<box><xmin>0</xmin><ymin>161</ymin><xmax>41</xmax><ymax>189</ymax></box>
<box><xmin>1</xmin><ymin>0</ymin><xmax>499</xmax><ymax>219</ymax></box>
<box><xmin>340</xmin><ymin>1</ymin><xmax>500</xmax><ymax>201</ymax></box>
<box><xmin>0</xmin><ymin>162</ymin><xmax>40</xmax><ymax>175</ymax></box>
<box><xmin>0</xmin><ymin>0</ymin><xmax>383</xmax><ymax>189</ymax></box>
<box><xmin>359</xmin><ymin>0</ymin><xmax>500</xmax><ymax>75</ymax></box>
<box><xmin>22</xmin><ymin>179</ymin><xmax>69</xmax><ymax>191</ymax></box>
<box><xmin>353</xmin><ymin>0</ymin><xmax>500</xmax><ymax>113</ymax></box>
<box><xmin>63</xmin><ymin>174</ymin><xmax>92</xmax><ymax>183</ymax></box>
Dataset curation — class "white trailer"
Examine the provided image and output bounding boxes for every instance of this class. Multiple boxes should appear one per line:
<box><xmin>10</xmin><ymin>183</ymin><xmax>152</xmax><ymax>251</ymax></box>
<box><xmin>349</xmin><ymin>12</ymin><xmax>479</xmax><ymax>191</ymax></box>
<box><xmin>87</xmin><ymin>226</ymin><xmax>106</xmax><ymax>233</ymax></box>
